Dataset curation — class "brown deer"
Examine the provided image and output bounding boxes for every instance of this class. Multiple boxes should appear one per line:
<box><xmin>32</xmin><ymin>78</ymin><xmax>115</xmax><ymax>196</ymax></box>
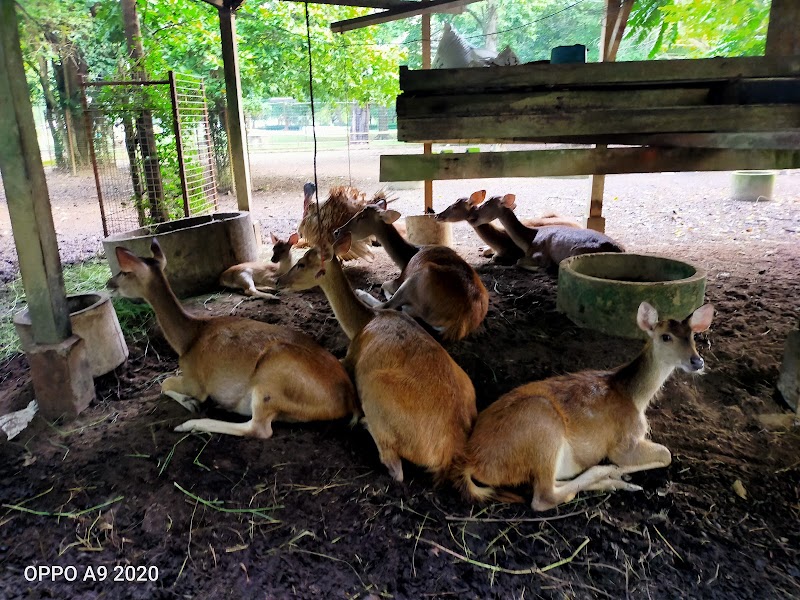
<box><xmin>107</xmin><ymin>240</ymin><xmax>357</xmax><ymax>438</ymax></box>
<box><xmin>275</xmin><ymin>235</ymin><xmax>477</xmax><ymax>483</ymax></box>
<box><xmin>460</xmin><ymin>301</ymin><xmax>714</xmax><ymax>511</ymax></box>
<box><xmin>218</xmin><ymin>232</ymin><xmax>298</xmax><ymax>300</ymax></box>
<box><xmin>435</xmin><ymin>190</ymin><xmax>524</xmax><ymax>265</ymax></box>
<box><xmin>468</xmin><ymin>194</ymin><xmax>624</xmax><ymax>271</ymax></box>
<box><xmin>333</xmin><ymin>205</ymin><xmax>488</xmax><ymax>342</ymax></box>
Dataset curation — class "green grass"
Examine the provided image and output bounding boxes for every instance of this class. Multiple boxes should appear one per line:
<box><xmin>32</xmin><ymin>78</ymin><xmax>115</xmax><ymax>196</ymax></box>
<box><xmin>0</xmin><ymin>259</ymin><xmax>153</xmax><ymax>363</ymax></box>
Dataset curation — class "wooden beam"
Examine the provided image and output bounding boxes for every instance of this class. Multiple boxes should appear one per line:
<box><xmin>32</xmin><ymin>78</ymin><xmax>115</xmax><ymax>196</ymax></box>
<box><xmin>284</xmin><ymin>0</ymin><xmax>410</xmax><ymax>9</ymax></box>
<box><xmin>565</xmin><ymin>131</ymin><xmax>800</xmax><ymax>149</ymax></box>
<box><xmin>218</xmin><ymin>5</ymin><xmax>252</xmax><ymax>211</ymax></box>
<box><xmin>380</xmin><ymin>147</ymin><xmax>800</xmax><ymax>181</ymax></box>
<box><xmin>766</xmin><ymin>0</ymin><xmax>800</xmax><ymax>56</ymax></box>
<box><xmin>331</xmin><ymin>0</ymin><xmax>483</xmax><ymax>33</ymax></box>
<box><xmin>399</xmin><ymin>56</ymin><xmax>800</xmax><ymax>93</ymax></box>
<box><xmin>0</xmin><ymin>0</ymin><xmax>71</xmax><ymax>344</ymax></box>
<box><xmin>397</xmin><ymin>105</ymin><xmax>800</xmax><ymax>143</ymax></box>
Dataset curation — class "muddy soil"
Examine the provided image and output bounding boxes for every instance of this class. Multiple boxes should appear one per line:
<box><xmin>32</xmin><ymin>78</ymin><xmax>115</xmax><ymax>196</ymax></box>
<box><xmin>0</xmin><ymin>149</ymin><xmax>799</xmax><ymax>599</ymax></box>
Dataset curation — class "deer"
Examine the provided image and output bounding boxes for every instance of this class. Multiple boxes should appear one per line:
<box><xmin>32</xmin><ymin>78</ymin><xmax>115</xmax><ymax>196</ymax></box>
<box><xmin>107</xmin><ymin>239</ymin><xmax>357</xmax><ymax>438</ymax></box>
<box><xmin>218</xmin><ymin>232</ymin><xmax>298</xmax><ymax>301</ymax></box>
<box><xmin>275</xmin><ymin>234</ymin><xmax>477</xmax><ymax>484</ymax></box>
<box><xmin>436</xmin><ymin>191</ymin><xmax>582</xmax><ymax>264</ymax></box>
<box><xmin>468</xmin><ymin>194</ymin><xmax>624</xmax><ymax>272</ymax></box>
<box><xmin>459</xmin><ymin>301</ymin><xmax>714</xmax><ymax>511</ymax></box>
<box><xmin>333</xmin><ymin>204</ymin><xmax>489</xmax><ymax>342</ymax></box>
<box><xmin>435</xmin><ymin>190</ymin><xmax>524</xmax><ymax>265</ymax></box>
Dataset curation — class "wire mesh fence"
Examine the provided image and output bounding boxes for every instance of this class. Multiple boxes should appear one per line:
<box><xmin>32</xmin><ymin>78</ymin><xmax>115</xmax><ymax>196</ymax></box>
<box><xmin>80</xmin><ymin>72</ymin><xmax>217</xmax><ymax>236</ymax></box>
<box><xmin>244</xmin><ymin>101</ymin><xmax>397</xmax><ymax>152</ymax></box>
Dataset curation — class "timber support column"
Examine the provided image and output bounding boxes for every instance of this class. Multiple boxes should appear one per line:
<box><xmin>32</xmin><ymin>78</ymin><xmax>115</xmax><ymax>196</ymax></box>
<box><xmin>586</xmin><ymin>0</ymin><xmax>632</xmax><ymax>232</ymax></box>
<box><xmin>219</xmin><ymin>4</ymin><xmax>252</xmax><ymax>212</ymax></box>
<box><xmin>0</xmin><ymin>0</ymin><xmax>93</xmax><ymax>418</ymax></box>
<box><xmin>422</xmin><ymin>13</ymin><xmax>433</xmax><ymax>213</ymax></box>
<box><xmin>767</xmin><ymin>0</ymin><xmax>800</xmax><ymax>415</ymax></box>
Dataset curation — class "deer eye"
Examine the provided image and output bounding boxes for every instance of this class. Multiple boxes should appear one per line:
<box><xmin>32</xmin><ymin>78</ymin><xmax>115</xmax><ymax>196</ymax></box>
<box><xmin>661</xmin><ymin>333</ymin><xmax>672</xmax><ymax>342</ymax></box>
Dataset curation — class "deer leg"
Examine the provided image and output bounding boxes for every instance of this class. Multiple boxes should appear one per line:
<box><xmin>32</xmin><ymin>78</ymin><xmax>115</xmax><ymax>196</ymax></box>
<box><xmin>381</xmin><ymin>278</ymin><xmax>401</xmax><ymax>299</ymax></box>
<box><xmin>533</xmin><ymin>464</ymin><xmax>620</xmax><ymax>511</ymax></box>
<box><xmin>175</xmin><ymin>390</ymin><xmax>275</xmax><ymax>438</ymax></box>
<box><xmin>609</xmin><ymin>440</ymin><xmax>672</xmax><ymax>476</ymax></box>
<box><xmin>162</xmin><ymin>376</ymin><xmax>204</xmax><ymax>413</ymax></box>
<box><xmin>355</xmin><ymin>289</ymin><xmax>382</xmax><ymax>307</ymax></box>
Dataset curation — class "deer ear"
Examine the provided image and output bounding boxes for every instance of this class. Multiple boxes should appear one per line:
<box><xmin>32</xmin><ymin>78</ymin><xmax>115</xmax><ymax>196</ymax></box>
<box><xmin>115</xmin><ymin>246</ymin><xmax>140</xmax><ymax>273</ymax></box>
<box><xmin>501</xmin><ymin>194</ymin><xmax>517</xmax><ymax>209</ymax></box>
<box><xmin>287</xmin><ymin>232</ymin><xmax>299</xmax><ymax>245</ymax></box>
<box><xmin>688</xmin><ymin>303</ymin><xmax>714</xmax><ymax>332</ymax></box>
<box><xmin>333</xmin><ymin>231</ymin><xmax>352</xmax><ymax>255</ymax></box>
<box><xmin>380</xmin><ymin>209</ymin><xmax>401</xmax><ymax>224</ymax></box>
<box><xmin>637</xmin><ymin>302</ymin><xmax>659</xmax><ymax>334</ymax></box>
<box><xmin>270</xmin><ymin>232</ymin><xmax>279</xmax><ymax>244</ymax></box>
<box><xmin>150</xmin><ymin>238</ymin><xmax>166</xmax><ymax>269</ymax></box>
<box><xmin>468</xmin><ymin>190</ymin><xmax>487</xmax><ymax>206</ymax></box>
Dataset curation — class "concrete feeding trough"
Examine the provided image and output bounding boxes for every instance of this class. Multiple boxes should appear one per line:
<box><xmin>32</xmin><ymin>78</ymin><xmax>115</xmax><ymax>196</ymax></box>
<box><xmin>557</xmin><ymin>253</ymin><xmax>707</xmax><ymax>339</ymax></box>
<box><xmin>103</xmin><ymin>212</ymin><xmax>259</xmax><ymax>298</ymax></box>
<box><xmin>731</xmin><ymin>170</ymin><xmax>776</xmax><ymax>201</ymax></box>
<box><xmin>405</xmin><ymin>214</ymin><xmax>453</xmax><ymax>246</ymax></box>
<box><xmin>14</xmin><ymin>292</ymin><xmax>128</xmax><ymax>378</ymax></box>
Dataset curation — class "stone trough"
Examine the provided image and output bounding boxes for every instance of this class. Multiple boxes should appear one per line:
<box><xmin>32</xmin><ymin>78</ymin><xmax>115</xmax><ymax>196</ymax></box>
<box><xmin>103</xmin><ymin>212</ymin><xmax>259</xmax><ymax>298</ymax></box>
<box><xmin>557</xmin><ymin>253</ymin><xmax>707</xmax><ymax>339</ymax></box>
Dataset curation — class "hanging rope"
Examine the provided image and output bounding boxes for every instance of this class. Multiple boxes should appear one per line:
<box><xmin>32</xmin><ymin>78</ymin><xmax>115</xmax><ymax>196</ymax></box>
<box><xmin>304</xmin><ymin>3</ymin><xmax>321</xmax><ymax>216</ymax></box>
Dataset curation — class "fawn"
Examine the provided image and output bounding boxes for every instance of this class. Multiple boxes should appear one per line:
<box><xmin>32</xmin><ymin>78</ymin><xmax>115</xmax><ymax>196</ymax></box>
<box><xmin>469</xmin><ymin>194</ymin><xmax>624</xmax><ymax>271</ymax></box>
<box><xmin>460</xmin><ymin>301</ymin><xmax>714</xmax><ymax>511</ymax></box>
<box><xmin>333</xmin><ymin>204</ymin><xmax>489</xmax><ymax>342</ymax></box>
<box><xmin>107</xmin><ymin>240</ymin><xmax>357</xmax><ymax>438</ymax></box>
<box><xmin>218</xmin><ymin>232</ymin><xmax>298</xmax><ymax>300</ymax></box>
<box><xmin>276</xmin><ymin>235</ymin><xmax>477</xmax><ymax>483</ymax></box>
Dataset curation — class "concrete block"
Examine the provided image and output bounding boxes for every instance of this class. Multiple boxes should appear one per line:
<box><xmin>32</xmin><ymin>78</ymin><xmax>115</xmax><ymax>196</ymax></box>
<box><xmin>28</xmin><ymin>335</ymin><xmax>95</xmax><ymax>420</ymax></box>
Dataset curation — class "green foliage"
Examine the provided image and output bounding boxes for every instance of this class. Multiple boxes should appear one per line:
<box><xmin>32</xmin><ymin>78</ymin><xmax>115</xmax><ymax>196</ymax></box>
<box><xmin>626</xmin><ymin>0</ymin><xmax>771</xmax><ymax>59</ymax></box>
<box><xmin>0</xmin><ymin>260</ymin><xmax>152</xmax><ymax>363</ymax></box>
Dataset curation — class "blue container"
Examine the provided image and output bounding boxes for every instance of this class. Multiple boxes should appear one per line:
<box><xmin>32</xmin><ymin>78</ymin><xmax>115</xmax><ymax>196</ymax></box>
<box><xmin>550</xmin><ymin>44</ymin><xmax>587</xmax><ymax>64</ymax></box>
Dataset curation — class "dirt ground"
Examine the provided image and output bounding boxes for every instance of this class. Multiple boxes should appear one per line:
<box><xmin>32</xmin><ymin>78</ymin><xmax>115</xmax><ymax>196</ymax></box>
<box><xmin>0</xmin><ymin>147</ymin><xmax>799</xmax><ymax>599</ymax></box>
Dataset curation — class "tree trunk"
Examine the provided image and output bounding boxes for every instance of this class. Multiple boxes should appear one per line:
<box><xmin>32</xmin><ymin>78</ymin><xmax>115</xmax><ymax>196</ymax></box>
<box><xmin>122</xmin><ymin>116</ymin><xmax>146</xmax><ymax>225</ymax></box>
<box><xmin>121</xmin><ymin>0</ymin><xmax>167</xmax><ymax>223</ymax></box>
<box><xmin>483</xmin><ymin>0</ymin><xmax>498</xmax><ymax>53</ymax></box>
<box><xmin>36</xmin><ymin>55</ymin><xmax>66</xmax><ymax>168</ymax></box>
<box><xmin>350</xmin><ymin>103</ymin><xmax>370</xmax><ymax>144</ymax></box>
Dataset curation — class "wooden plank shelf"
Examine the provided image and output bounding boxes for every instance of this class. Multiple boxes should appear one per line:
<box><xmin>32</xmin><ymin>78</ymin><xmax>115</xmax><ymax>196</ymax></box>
<box><xmin>380</xmin><ymin>147</ymin><xmax>800</xmax><ymax>181</ymax></box>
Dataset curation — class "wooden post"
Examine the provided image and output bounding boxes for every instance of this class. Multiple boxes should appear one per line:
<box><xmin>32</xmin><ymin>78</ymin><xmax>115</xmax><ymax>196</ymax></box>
<box><xmin>422</xmin><ymin>13</ymin><xmax>433</xmax><ymax>213</ymax></box>
<box><xmin>587</xmin><ymin>0</ymin><xmax>632</xmax><ymax>232</ymax></box>
<box><xmin>766</xmin><ymin>0</ymin><xmax>800</xmax><ymax>416</ymax></box>
<box><xmin>0</xmin><ymin>0</ymin><xmax>94</xmax><ymax>417</ymax></box>
<box><xmin>0</xmin><ymin>0</ymin><xmax>71</xmax><ymax>344</ymax></box>
<box><xmin>218</xmin><ymin>5</ymin><xmax>252</xmax><ymax>212</ymax></box>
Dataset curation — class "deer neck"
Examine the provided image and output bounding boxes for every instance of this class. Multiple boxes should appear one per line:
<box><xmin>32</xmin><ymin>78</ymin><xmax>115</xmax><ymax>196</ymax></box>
<box><xmin>612</xmin><ymin>343</ymin><xmax>676</xmax><ymax>413</ymax></box>
<box><xmin>275</xmin><ymin>253</ymin><xmax>293</xmax><ymax>276</ymax></box>
<box><xmin>143</xmin><ymin>272</ymin><xmax>203</xmax><ymax>356</ymax></box>
<box><xmin>472</xmin><ymin>222</ymin><xmax>517</xmax><ymax>253</ymax></box>
<box><xmin>318</xmin><ymin>256</ymin><xmax>374</xmax><ymax>341</ymax></box>
<box><xmin>372</xmin><ymin>222</ymin><xmax>418</xmax><ymax>269</ymax></box>
<box><xmin>497</xmin><ymin>208</ymin><xmax>536</xmax><ymax>251</ymax></box>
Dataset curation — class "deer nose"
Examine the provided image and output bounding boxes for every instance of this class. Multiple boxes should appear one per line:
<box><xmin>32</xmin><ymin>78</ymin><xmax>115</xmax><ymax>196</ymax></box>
<box><xmin>690</xmin><ymin>355</ymin><xmax>704</xmax><ymax>371</ymax></box>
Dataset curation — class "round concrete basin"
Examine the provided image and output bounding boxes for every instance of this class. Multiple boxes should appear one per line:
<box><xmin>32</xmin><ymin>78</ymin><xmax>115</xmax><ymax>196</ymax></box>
<box><xmin>557</xmin><ymin>253</ymin><xmax>707</xmax><ymax>339</ymax></box>
<box><xmin>14</xmin><ymin>292</ymin><xmax>128</xmax><ymax>378</ymax></box>
<box><xmin>103</xmin><ymin>212</ymin><xmax>259</xmax><ymax>298</ymax></box>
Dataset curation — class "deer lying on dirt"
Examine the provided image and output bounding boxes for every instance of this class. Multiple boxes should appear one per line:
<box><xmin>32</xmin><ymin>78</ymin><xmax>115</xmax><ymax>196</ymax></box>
<box><xmin>333</xmin><ymin>205</ymin><xmax>488</xmax><ymax>342</ymax></box>
<box><xmin>276</xmin><ymin>235</ymin><xmax>477</xmax><ymax>483</ymax></box>
<box><xmin>436</xmin><ymin>191</ymin><xmax>582</xmax><ymax>264</ymax></box>
<box><xmin>469</xmin><ymin>194</ymin><xmax>624</xmax><ymax>271</ymax></box>
<box><xmin>218</xmin><ymin>232</ymin><xmax>298</xmax><ymax>300</ymax></box>
<box><xmin>435</xmin><ymin>190</ymin><xmax>524</xmax><ymax>265</ymax></box>
<box><xmin>107</xmin><ymin>240</ymin><xmax>357</xmax><ymax>438</ymax></box>
<box><xmin>460</xmin><ymin>301</ymin><xmax>714</xmax><ymax>511</ymax></box>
